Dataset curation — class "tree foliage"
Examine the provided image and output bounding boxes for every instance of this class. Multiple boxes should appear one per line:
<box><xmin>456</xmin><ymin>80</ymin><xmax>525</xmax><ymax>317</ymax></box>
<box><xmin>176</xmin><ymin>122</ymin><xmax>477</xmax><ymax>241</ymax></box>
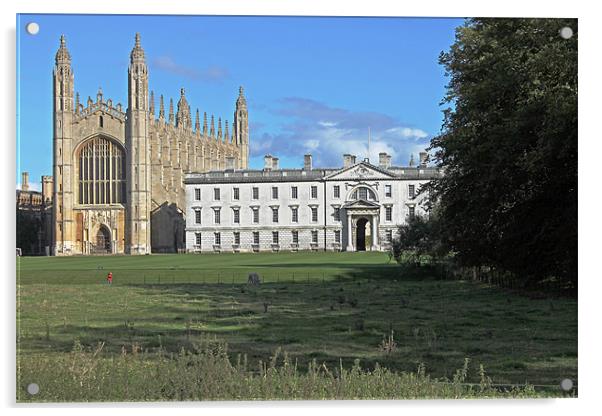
<box><xmin>17</xmin><ymin>211</ymin><xmax>41</xmax><ymax>255</ymax></box>
<box><xmin>392</xmin><ymin>214</ymin><xmax>447</xmax><ymax>264</ymax></box>
<box><xmin>427</xmin><ymin>18</ymin><xmax>577</xmax><ymax>286</ymax></box>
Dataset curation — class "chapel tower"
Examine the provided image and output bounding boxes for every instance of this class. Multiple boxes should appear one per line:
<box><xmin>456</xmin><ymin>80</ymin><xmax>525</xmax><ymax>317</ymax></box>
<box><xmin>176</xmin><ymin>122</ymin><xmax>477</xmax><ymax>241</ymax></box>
<box><xmin>52</xmin><ymin>35</ymin><xmax>75</xmax><ymax>255</ymax></box>
<box><xmin>234</xmin><ymin>86</ymin><xmax>249</xmax><ymax>169</ymax></box>
<box><xmin>125</xmin><ymin>33</ymin><xmax>152</xmax><ymax>254</ymax></box>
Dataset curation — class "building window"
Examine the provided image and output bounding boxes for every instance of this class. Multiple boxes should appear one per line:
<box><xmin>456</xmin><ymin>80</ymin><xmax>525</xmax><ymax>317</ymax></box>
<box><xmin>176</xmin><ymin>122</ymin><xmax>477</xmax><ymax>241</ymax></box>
<box><xmin>214</xmin><ymin>188</ymin><xmax>220</xmax><ymax>200</ymax></box>
<box><xmin>214</xmin><ymin>232</ymin><xmax>221</xmax><ymax>245</ymax></box>
<box><xmin>334</xmin><ymin>230</ymin><xmax>341</xmax><ymax>243</ymax></box>
<box><xmin>195</xmin><ymin>188</ymin><xmax>201</xmax><ymax>201</ymax></box>
<box><xmin>292</xmin><ymin>230</ymin><xmax>299</xmax><ymax>244</ymax></box>
<box><xmin>195</xmin><ymin>208</ymin><xmax>202</xmax><ymax>224</ymax></box>
<box><xmin>409</xmin><ymin>185</ymin><xmax>415</xmax><ymax>199</ymax></box>
<box><xmin>408</xmin><ymin>206</ymin><xmax>415</xmax><ymax>218</ymax></box>
<box><xmin>311</xmin><ymin>185</ymin><xmax>318</xmax><ymax>199</ymax></box>
<box><xmin>311</xmin><ymin>207</ymin><xmax>318</xmax><ymax>223</ymax></box>
<box><xmin>252</xmin><ymin>187</ymin><xmax>259</xmax><ymax>199</ymax></box>
<box><xmin>385</xmin><ymin>206</ymin><xmax>392</xmax><ymax>222</ymax></box>
<box><xmin>233</xmin><ymin>231</ymin><xmax>240</xmax><ymax>245</ymax></box>
<box><xmin>253</xmin><ymin>231</ymin><xmax>260</xmax><ymax>245</ymax></box>
<box><xmin>272</xmin><ymin>207</ymin><xmax>279</xmax><ymax>223</ymax></box>
<box><xmin>334</xmin><ymin>185</ymin><xmax>340</xmax><ymax>198</ymax></box>
<box><xmin>291</xmin><ymin>186</ymin><xmax>298</xmax><ymax>199</ymax></box>
<box><xmin>385</xmin><ymin>185</ymin><xmax>392</xmax><ymax>197</ymax></box>
<box><xmin>272</xmin><ymin>186</ymin><xmax>278</xmax><ymax>199</ymax></box>
<box><xmin>386</xmin><ymin>230</ymin><xmax>393</xmax><ymax>242</ymax></box>
<box><xmin>359</xmin><ymin>188</ymin><xmax>368</xmax><ymax>200</ymax></box>
<box><xmin>233</xmin><ymin>208</ymin><xmax>240</xmax><ymax>224</ymax></box>
<box><xmin>252</xmin><ymin>208</ymin><xmax>259</xmax><ymax>224</ymax></box>
<box><xmin>272</xmin><ymin>231</ymin><xmax>279</xmax><ymax>245</ymax></box>
<box><xmin>214</xmin><ymin>208</ymin><xmax>221</xmax><ymax>224</ymax></box>
<box><xmin>291</xmin><ymin>207</ymin><xmax>298</xmax><ymax>223</ymax></box>
<box><xmin>233</xmin><ymin>187</ymin><xmax>240</xmax><ymax>200</ymax></box>
<box><xmin>334</xmin><ymin>207</ymin><xmax>341</xmax><ymax>222</ymax></box>
<box><xmin>351</xmin><ymin>186</ymin><xmax>376</xmax><ymax>201</ymax></box>
<box><xmin>78</xmin><ymin>137</ymin><xmax>126</xmax><ymax>205</ymax></box>
<box><xmin>195</xmin><ymin>232</ymin><xmax>201</xmax><ymax>246</ymax></box>
<box><xmin>311</xmin><ymin>230</ymin><xmax>318</xmax><ymax>244</ymax></box>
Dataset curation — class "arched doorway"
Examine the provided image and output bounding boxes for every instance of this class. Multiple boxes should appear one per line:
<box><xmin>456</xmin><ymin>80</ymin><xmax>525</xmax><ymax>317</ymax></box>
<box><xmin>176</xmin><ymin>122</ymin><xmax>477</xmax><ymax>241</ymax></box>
<box><xmin>356</xmin><ymin>218</ymin><xmax>369</xmax><ymax>251</ymax></box>
<box><xmin>95</xmin><ymin>226</ymin><xmax>111</xmax><ymax>254</ymax></box>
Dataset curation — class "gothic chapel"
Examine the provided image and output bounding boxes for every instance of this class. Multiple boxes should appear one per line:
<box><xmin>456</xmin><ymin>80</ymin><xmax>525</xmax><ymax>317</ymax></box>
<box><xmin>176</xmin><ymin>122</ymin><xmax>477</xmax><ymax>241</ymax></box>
<box><xmin>52</xmin><ymin>33</ymin><xmax>249</xmax><ymax>255</ymax></box>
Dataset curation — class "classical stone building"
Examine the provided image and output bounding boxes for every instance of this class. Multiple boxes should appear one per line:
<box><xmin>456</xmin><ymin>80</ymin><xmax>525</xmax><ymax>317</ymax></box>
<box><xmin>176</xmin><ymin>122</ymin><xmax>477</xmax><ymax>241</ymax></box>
<box><xmin>52</xmin><ymin>34</ymin><xmax>249</xmax><ymax>255</ymax></box>
<box><xmin>184</xmin><ymin>152</ymin><xmax>440</xmax><ymax>253</ymax></box>
<box><xmin>16</xmin><ymin>172</ymin><xmax>53</xmax><ymax>255</ymax></box>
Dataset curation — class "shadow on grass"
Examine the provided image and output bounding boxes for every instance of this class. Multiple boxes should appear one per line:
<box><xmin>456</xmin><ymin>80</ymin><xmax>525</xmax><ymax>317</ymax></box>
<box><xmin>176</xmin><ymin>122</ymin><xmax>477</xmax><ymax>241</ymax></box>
<box><xmin>19</xmin><ymin>261</ymin><xmax>577</xmax><ymax>386</ymax></box>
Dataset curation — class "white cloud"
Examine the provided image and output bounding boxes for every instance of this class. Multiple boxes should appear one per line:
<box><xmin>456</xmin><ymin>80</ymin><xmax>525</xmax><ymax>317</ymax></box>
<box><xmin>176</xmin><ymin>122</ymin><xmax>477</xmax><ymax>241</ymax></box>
<box><xmin>253</xmin><ymin>97</ymin><xmax>432</xmax><ymax>168</ymax></box>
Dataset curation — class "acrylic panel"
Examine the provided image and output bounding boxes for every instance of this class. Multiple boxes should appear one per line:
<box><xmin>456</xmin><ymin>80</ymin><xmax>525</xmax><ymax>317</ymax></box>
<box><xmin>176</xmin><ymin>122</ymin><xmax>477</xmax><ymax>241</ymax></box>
<box><xmin>16</xmin><ymin>13</ymin><xmax>578</xmax><ymax>402</ymax></box>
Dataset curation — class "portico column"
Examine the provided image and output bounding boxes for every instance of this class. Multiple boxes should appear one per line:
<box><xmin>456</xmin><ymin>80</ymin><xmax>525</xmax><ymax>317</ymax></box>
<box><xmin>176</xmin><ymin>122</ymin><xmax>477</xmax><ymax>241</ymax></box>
<box><xmin>346</xmin><ymin>212</ymin><xmax>353</xmax><ymax>252</ymax></box>
<box><xmin>371</xmin><ymin>215</ymin><xmax>379</xmax><ymax>251</ymax></box>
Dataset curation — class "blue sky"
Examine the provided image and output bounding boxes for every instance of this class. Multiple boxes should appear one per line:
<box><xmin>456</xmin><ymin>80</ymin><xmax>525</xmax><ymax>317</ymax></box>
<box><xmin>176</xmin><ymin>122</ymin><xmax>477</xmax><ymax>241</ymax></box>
<box><xmin>16</xmin><ymin>14</ymin><xmax>462</xmax><ymax>190</ymax></box>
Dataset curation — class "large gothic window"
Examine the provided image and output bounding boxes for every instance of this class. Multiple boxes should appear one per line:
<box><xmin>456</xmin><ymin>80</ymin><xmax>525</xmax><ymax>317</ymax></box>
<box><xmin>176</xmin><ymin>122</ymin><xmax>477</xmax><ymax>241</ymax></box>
<box><xmin>78</xmin><ymin>137</ymin><xmax>126</xmax><ymax>205</ymax></box>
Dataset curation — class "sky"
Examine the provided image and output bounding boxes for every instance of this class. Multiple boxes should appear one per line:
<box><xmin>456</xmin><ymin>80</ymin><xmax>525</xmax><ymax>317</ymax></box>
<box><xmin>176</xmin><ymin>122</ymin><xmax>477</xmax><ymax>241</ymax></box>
<box><xmin>16</xmin><ymin>14</ymin><xmax>462</xmax><ymax>191</ymax></box>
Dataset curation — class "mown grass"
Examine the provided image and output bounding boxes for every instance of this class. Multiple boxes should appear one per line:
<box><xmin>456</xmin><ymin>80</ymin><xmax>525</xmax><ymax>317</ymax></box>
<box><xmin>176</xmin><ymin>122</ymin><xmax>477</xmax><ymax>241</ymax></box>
<box><xmin>16</xmin><ymin>252</ymin><xmax>577</xmax><ymax>401</ymax></box>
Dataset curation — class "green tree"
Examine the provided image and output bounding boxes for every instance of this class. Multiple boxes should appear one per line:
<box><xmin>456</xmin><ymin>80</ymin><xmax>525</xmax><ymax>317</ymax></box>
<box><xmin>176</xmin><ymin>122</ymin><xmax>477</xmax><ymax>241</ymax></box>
<box><xmin>427</xmin><ymin>18</ymin><xmax>577</xmax><ymax>287</ymax></box>
<box><xmin>16</xmin><ymin>211</ymin><xmax>41</xmax><ymax>255</ymax></box>
<box><xmin>392</xmin><ymin>213</ymin><xmax>447</xmax><ymax>265</ymax></box>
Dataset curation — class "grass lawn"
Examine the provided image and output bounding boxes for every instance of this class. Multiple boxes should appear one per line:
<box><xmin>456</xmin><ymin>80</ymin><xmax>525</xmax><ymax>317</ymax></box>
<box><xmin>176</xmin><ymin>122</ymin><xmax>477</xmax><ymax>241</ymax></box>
<box><xmin>17</xmin><ymin>252</ymin><xmax>577</xmax><ymax>399</ymax></box>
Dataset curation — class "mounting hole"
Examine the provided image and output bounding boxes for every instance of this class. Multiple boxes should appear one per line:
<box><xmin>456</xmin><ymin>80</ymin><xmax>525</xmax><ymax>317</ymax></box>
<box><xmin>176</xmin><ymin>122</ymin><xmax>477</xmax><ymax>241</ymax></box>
<box><xmin>27</xmin><ymin>383</ymin><xmax>40</xmax><ymax>395</ymax></box>
<box><xmin>559</xmin><ymin>27</ymin><xmax>573</xmax><ymax>40</ymax></box>
<box><xmin>560</xmin><ymin>378</ymin><xmax>573</xmax><ymax>391</ymax></box>
<box><xmin>26</xmin><ymin>22</ymin><xmax>40</xmax><ymax>35</ymax></box>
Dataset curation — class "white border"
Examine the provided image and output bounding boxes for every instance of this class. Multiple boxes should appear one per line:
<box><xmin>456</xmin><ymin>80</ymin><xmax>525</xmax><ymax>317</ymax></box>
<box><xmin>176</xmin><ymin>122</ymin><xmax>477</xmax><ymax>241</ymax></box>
<box><xmin>2</xmin><ymin>0</ymin><xmax>600</xmax><ymax>414</ymax></box>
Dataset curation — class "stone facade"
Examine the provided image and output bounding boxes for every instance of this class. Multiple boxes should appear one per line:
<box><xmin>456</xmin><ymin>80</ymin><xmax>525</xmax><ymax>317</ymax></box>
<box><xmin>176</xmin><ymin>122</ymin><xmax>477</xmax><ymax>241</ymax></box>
<box><xmin>16</xmin><ymin>172</ymin><xmax>53</xmax><ymax>255</ymax></box>
<box><xmin>52</xmin><ymin>34</ymin><xmax>249</xmax><ymax>255</ymax></box>
<box><xmin>184</xmin><ymin>154</ymin><xmax>440</xmax><ymax>253</ymax></box>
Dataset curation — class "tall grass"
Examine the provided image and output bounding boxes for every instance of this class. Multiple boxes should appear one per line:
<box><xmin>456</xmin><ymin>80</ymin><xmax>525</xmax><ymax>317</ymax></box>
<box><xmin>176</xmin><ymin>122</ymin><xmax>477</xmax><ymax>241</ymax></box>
<box><xmin>18</xmin><ymin>339</ymin><xmax>544</xmax><ymax>402</ymax></box>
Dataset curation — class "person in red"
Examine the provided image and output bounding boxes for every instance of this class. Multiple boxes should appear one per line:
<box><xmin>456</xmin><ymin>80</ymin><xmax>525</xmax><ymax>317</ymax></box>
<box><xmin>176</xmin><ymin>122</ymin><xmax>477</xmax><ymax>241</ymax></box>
<box><xmin>107</xmin><ymin>272</ymin><xmax>113</xmax><ymax>285</ymax></box>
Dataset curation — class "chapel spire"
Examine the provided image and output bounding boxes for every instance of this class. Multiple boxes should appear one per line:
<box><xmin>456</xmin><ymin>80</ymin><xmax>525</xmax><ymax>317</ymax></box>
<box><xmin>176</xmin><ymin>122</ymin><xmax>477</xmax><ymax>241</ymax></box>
<box><xmin>130</xmin><ymin>32</ymin><xmax>145</xmax><ymax>63</ymax></box>
<box><xmin>55</xmin><ymin>34</ymin><xmax>71</xmax><ymax>65</ymax></box>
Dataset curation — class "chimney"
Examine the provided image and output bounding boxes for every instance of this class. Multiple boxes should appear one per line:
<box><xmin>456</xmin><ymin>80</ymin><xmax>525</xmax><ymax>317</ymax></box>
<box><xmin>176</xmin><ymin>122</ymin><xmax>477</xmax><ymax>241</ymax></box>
<box><xmin>42</xmin><ymin>176</ymin><xmax>53</xmax><ymax>203</ymax></box>
<box><xmin>264</xmin><ymin>154</ymin><xmax>273</xmax><ymax>170</ymax></box>
<box><xmin>272</xmin><ymin>157</ymin><xmax>279</xmax><ymax>170</ymax></box>
<box><xmin>225</xmin><ymin>156</ymin><xmax>236</xmax><ymax>171</ymax></box>
<box><xmin>343</xmin><ymin>154</ymin><xmax>356</xmax><ymax>168</ymax></box>
<box><xmin>21</xmin><ymin>172</ymin><xmax>29</xmax><ymax>191</ymax></box>
<box><xmin>303</xmin><ymin>154</ymin><xmax>312</xmax><ymax>171</ymax></box>
<box><xmin>419</xmin><ymin>152</ymin><xmax>429</xmax><ymax>168</ymax></box>
<box><xmin>379</xmin><ymin>152</ymin><xmax>392</xmax><ymax>169</ymax></box>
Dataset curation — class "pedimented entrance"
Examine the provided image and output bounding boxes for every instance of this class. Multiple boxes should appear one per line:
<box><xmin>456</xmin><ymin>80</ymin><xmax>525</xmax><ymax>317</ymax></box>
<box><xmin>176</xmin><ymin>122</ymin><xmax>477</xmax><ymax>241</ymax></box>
<box><xmin>344</xmin><ymin>199</ymin><xmax>380</xmax><ymax>252</ymax></box>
